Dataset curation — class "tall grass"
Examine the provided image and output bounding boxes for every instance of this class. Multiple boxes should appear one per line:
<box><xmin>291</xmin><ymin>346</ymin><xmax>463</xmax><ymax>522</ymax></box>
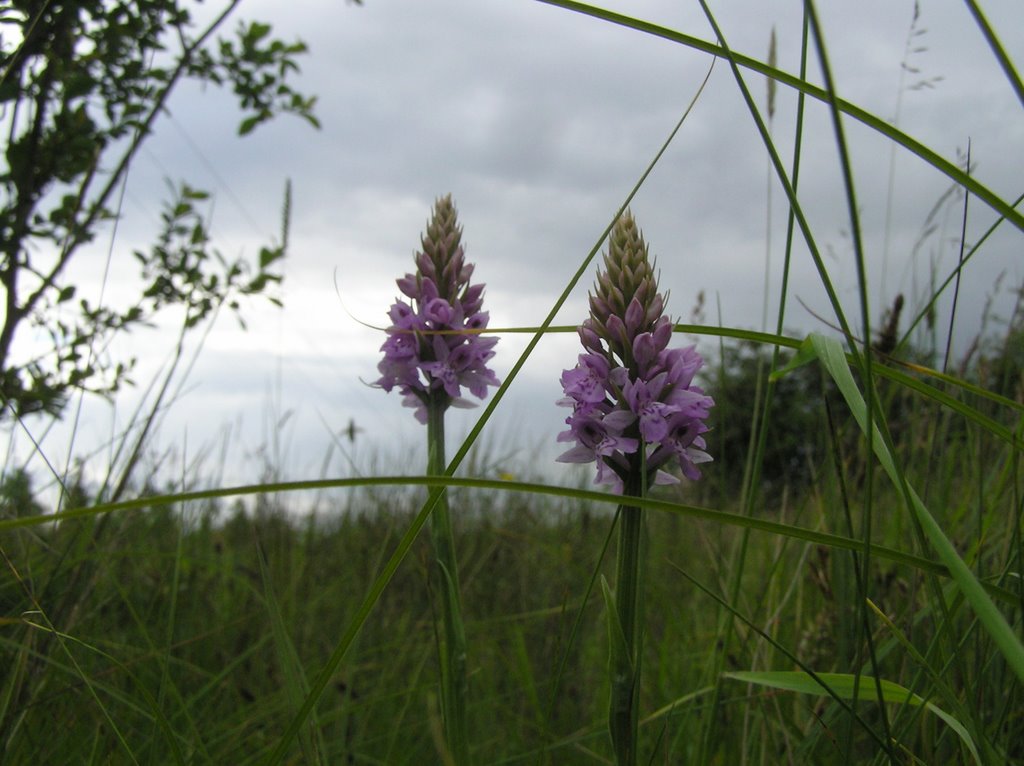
<box><xmin>2</xmin><ymin>1</ymin><xmax>1023</xmax><ymax>763</ymax></box>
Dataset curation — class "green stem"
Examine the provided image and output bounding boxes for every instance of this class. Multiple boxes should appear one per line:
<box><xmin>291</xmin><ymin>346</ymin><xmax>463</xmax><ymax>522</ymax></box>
<box><xmin>610</xmin><ymin>471</ymin><xmax>646</xmax><ymax>765</ymax></box>
<box><xmin>426</xmin><ymin>393</ymin><xmax>469</xmax><ymax>766</ymax></box>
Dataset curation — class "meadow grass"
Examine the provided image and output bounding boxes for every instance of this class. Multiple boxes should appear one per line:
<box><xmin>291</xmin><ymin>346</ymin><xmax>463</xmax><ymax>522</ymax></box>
<box><xmin>2</xmin><ymin>1</ymin><xmax>1024</xmax><ymax>763</ymax></box>
<box><xmin>2</xmin><ymin>437</ymin><xmax>1020</xmax><ymax>764</ymax></box>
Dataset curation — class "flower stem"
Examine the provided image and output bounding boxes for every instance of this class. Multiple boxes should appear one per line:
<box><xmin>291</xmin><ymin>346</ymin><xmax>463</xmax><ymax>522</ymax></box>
<box><xmin>426</xmin><ymin>393</ymin><xmax>469</xmax><ymax>766</ymax></box>
<box><xmin>609</xmin><ymin>471</ymin><xmax>646</xmax><ymax>765</ymax></box>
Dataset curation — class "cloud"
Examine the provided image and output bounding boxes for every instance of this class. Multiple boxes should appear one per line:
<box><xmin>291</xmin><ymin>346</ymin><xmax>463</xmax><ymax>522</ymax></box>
<box><xmin>15</xmin><ymin>0</ymin><xmax>1022</xmax><ymax>491</ymax></box>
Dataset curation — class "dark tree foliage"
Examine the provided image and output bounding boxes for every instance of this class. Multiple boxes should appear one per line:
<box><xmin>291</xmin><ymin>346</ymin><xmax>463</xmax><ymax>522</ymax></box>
<box><xmin>701</xmin><ymin>290</ymin><xmax>1019</xmax><ymax>505</ymax></box>
<box><xmin>705</xmin><ymin>341</ymin><xmax>833</xmax><ymax>502</ymax></box>
<box><xmin>0</xmin><ymin>466</ymin><xmax>45</xmax><ymax>517</ymax></box>
<box><xmin>0</xmin><ymin>0</ymin><xmax>319</xmax><ymax>420</ymax></box>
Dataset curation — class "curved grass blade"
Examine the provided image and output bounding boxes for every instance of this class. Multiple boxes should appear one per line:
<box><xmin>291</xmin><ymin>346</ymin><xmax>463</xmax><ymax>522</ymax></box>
<box><xmin>691</xmin><ymin>0</ymin><xmax>858</xmax><ymax>361</ymax></box>
<box><xmin>17</xmin><ymin>617</ymin><xmax>161</xmax><ymax>766</ymax></box>
<box><xmin>689</xmin><ymin>1</ymin><xmax>892</xmax><ymax>757</ymax></box>
<box><xmin>866</xmin><ymin>598</ymin><xmax>1001</xmax><ymax>764</ymax></box>
<box><xmin>8</xmin><ymin>475</ymin><xmax>1017</xmax><ymax>606</ymax></box>
<box><xmin>771</xmin><ymin>333</ymin><xmax>1024</xmax><ymax>453</ymax></box>
<box><xmin>723</xmin><ymin>671</ymin><xmax>980</xmax><ymax>765</ymax></box>
<box><xmin>534</xmin><ymin>0</ymin><xmax>1024</xmax><ymax>234</ymax></box>
<box><xmin>673</xmin><ymin>564</ymin><xmax>893</xmax><ymax>757</ymax></box>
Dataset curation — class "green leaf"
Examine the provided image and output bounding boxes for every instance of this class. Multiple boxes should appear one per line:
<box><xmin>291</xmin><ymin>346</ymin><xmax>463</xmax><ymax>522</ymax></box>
<box><xmin>768</xmin><ymin>335</ymin><xmax>817</xmax><ymax>381</ymax></box>
<box><xmin>238</xmin><ymin>114</ymin><xmax>261</xmax><ymax>136</ymax></box>
<box><xmin>245</xmin><ymin>21</ymin><xmax>272</xmax><ymax>46</ymax></box>
<box><xmin>724</xmin><ymin>671</ymin><xmax>980</xmax><ymax>765</ymax></box>
<box><xmin>259</xmin><ymin>246</ymin><xmax>284</xmax><ymax>269</ymax></box>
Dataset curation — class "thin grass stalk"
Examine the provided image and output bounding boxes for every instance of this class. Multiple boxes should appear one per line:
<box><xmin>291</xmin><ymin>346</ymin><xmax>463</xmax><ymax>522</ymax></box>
<box><xmin>738</xmin><ymin>31</ymin><xmax>787</xmax><ymax>754</ymax></box>
<box><xmin>426</xmin><ymin>391</ymin><xmax>469</xmax><ymax>766</ymax></box>
<box><xmin>961</xmin><ymin>0</ymin><xmax>1024</xmax><ymax>108</ymax></box>
<box><xmin>57</xmin><ymin>158</ymin><xmax>130</xmax><ymax>513</ymax></box>
<box><xmin>801</xmin><ymin>3</ymin><xmax>897</xmax><ymax>756</ymax></box>
<box><xmin>942</xmin><ymin>141</ymin><xmax>971</xmax><ymax>375</ymax></box>
<box><xmin>692</xmin><ymin>3</ymin><xmax>819</xmax><ymax>761</ymax></box>
<box><xmin>692</xmin><ymin>0</ymin><xmax>859</xmax><ymax>392</ymax></box>
<box><xmin>3</xmin><ymin>548</ymin><xmax>144</xmax><ymax>765</ymax></box>
<box><xmin>903</xmin><ymin>164</ymin><xmax>991</xmax><ymax>746</ymax></box>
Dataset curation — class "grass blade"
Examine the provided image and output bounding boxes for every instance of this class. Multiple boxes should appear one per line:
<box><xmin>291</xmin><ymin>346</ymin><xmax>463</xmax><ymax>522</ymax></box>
<box><xmin>724</xmin><ymin>670</ymin><xmax>980</xmax><ymax>764</ymax></box>
<box><xmin>961</xmin><ymin>0</ymin><xmax>1024</xmax><ymax>108</ymax></box>
<box><xmin>535</xmin><ymin>0</ymin><xmax>1024</xmax><ymax>234</ymax></box>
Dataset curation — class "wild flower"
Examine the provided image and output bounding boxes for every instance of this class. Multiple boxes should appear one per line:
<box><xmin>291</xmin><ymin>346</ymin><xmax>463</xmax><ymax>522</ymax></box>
<box><xmin>373</xmin><ymin>193</ymin><xmax>494</xmax><ymax>766</ymax></box>
<box><xmin>557</xmin><ymin>211</ymin><xmax>713</xmax><ymax>490</ymax></box>
<box><xmin>375</xmin><ymin>194</ymin><xmax>499</xmax><ymax>423</ymax></box>
<box><xmin>558</xmin><ymin>211</ymin><xmax>715</xmax><ymax>764</ymax></box>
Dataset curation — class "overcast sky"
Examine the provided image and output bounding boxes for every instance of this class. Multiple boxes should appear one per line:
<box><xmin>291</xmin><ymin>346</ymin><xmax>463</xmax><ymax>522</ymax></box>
<box><xmin>11</xmin><ymin>0</ymin><xmax>1023</xmax><ymax>498</ymax></box>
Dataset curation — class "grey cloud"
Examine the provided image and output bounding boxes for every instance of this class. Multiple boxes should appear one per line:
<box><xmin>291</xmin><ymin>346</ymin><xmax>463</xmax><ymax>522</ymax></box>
<box><xmin>17</xmin><ymin>0</ymin><xmax>1021</xmax><ymax>488</ymax></box>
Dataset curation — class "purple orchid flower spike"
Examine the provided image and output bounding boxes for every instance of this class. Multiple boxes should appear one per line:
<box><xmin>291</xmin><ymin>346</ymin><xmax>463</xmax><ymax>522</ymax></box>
<box><xmin>557</xmin><ymin>210</ymin><xmax>713</xmax><ymax>489</ymax></box>
<box><xmin>374</xmin><ymin>195</ymin><xmax>500</xmax><ymax>422</ymax></box>
<box><xmin>372</xmin><ymin>194</ymin><xmax>497</xmax><ymax>764</ymax></box>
